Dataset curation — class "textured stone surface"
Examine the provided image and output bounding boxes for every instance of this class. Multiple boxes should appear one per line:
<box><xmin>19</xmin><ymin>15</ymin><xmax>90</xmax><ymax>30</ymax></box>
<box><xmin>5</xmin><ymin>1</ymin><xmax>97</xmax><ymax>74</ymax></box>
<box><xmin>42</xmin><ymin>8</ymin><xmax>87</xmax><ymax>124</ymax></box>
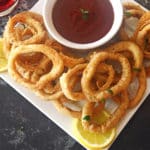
<box><xmin>0</xmin><ymin>0</ymin><xmax>150</xmax><ymax>150</ymax></box>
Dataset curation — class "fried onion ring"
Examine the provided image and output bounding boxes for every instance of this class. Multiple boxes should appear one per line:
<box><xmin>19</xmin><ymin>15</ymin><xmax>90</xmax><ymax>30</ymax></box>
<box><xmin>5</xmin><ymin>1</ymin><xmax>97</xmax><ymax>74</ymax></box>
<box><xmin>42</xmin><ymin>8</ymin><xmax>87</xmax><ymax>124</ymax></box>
<box><xmin>60</xmin><ymin>63</ymin><xmax>87</xmax><ymax>101</ymax></box>
<box><xmin>8</xmin><ymin>44</ymin><xmax>64</xmax><ymax>90</ymax></box>
<box><xmin>35</xmin><ymin>82</ymin><xmax>63</xmax><ymax>100</ymax></box>
<box><xmin>123</xmin><ymin>2</ymin><xmax>145</xmax><ymax>18</ymax></box>
<box><xmin>52</xmin><ymin>95</ymin><xmax>82</xmax><ymax>118</ymax></box>
<box><xmin>92</xmin><ymin>63</ymin><xmax>115</xmax><ymax>91</ymax></box>
<box><xmin>81</xmin><ymin>90</ymin><xmax>129</xmax><ymax>133</ymax></box>
<box><xmin>60</xmin><ymin>62</ymin><xmax>115</xmax><ymax>101</ymax></box>
<box><xmin>119</xmin><ymin>2</ymin><xmax>145</xmax><ymax>41</ymax></box>
<box><xmin>105</xmin><ymin>41</ymin><xmax>143</xmax><ymax>72</ymax></box>
<box><xmin>3</xmin><ymin>11</ymin><xmax>47</xmax><ymax>58</ymax></box>
<box><xmin>128</xmin><ymin>67</ymin><xmax>146</xmax><ymax>108</ymax></box>
<box><xmin>134</xmin><ymin>12</ymin><xmax>150</xmax><ymax>58</ymax></box>
<box><xmin>81</xmin><ymin>52</ymin><xmax>131</xmax><ymax>102</ymax></box>
<box><xmin>123</xmin><ymin>2</ymin><xmax>145</xmax><ymax>12</ymax></box>
<box><xmin>15</xmin><ymin>54</ymin><xmax>50</xmax><ymax>83</ymax></box>
<box><xmin>45</xmin><ymin>39</ymin><xmax>85</xmax><ymax>68</ymax></box>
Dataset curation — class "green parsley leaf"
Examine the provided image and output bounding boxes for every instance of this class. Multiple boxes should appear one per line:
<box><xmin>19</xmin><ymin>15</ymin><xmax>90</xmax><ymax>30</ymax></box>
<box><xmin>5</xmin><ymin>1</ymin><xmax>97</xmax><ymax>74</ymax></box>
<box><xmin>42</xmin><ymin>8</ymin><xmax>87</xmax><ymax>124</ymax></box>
<box><xmin>101</xmin><ymin>98</ymin><xmax>106</xmax><ymax>103</ymax></box>
<box><xmin>107</xmin><ymin>89</ymin><xmax>113</xmax><ymax>95</ymax></box>
<box><xmin>80</xmin><ymin>8</ymin><xmax>89</xmax><ymax>20</ymax></box>
<box><xmin>124</xmin><ymin>11</ymin><xmax>132</xmax><ymax>17</ymax></box>
<box><xmin>133</xmin><ymin>67</ymin><xmax>141</xmax><ymax>72</ymax></box>
<box><xmin>83</xmin><ymin>115</ymin><xmax>90</xmax><ymax>121</ymax></box>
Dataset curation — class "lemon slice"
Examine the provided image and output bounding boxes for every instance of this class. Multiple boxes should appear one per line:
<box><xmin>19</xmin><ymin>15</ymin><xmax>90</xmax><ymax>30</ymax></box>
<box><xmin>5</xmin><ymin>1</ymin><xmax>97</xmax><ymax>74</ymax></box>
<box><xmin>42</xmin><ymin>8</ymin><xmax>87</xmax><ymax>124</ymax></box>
<box><xmin>0</xmin><ymin>38</ymin><xmax>7</xmax><ymax>72</ymax></box>
<box><xmin>73</xmin><ymin>110</ymin><xmax>116</xmax><ymax>150</ymax></box>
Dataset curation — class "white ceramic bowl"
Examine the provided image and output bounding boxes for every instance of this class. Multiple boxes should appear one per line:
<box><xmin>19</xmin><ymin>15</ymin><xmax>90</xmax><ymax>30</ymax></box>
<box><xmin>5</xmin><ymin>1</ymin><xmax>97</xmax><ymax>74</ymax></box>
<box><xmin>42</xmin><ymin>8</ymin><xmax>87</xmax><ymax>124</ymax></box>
<box><xmin>43</xmin><ymin>0</ymin><xmax>123</xmax><ymax>50</ymax></box>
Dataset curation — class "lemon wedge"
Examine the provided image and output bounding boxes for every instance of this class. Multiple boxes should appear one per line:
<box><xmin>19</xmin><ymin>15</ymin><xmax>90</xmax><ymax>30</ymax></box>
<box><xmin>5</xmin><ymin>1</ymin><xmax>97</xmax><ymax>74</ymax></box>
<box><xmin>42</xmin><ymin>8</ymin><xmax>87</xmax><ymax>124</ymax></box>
<box><xmin>72</xmin><ymin>110</ymin><xmax>116</xmax><ymax>150</ymax></box>
<box><xmin>0</xmin><ymin>38</ymin><xmax>7</xmax><ymax>72</ymax></box>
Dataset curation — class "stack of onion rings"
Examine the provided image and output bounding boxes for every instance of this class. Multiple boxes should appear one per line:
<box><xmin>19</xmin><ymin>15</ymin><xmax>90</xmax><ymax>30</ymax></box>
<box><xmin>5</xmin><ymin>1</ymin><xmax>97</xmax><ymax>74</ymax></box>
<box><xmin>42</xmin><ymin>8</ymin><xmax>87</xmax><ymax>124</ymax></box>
<box><xmin>81</xmin><ymin>52</ymin><xmax>131</xmax><ymax>102</ymax></box>
<box><xmin>8</xmin><ymin>44</ymin><xmax>64</xmax><ymax>100</ymax></box>
<box><xmin>3</xmin><ymin>5</ymin><xmax>149</xmax><ymax>134</ymax></box>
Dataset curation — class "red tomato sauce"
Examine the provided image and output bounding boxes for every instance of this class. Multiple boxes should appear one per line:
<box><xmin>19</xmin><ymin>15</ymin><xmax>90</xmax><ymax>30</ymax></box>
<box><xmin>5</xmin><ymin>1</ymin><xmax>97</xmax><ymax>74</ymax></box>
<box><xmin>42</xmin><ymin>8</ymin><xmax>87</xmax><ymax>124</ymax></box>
<box><xmin>0</xmin><ymin>0</ymin><xmax>16</xmax><ymax>12</ymax></box>
<box><xmin>52</xmin><ymin>0</ymin><xmax>114</xmax><ymax>43</ymax></box>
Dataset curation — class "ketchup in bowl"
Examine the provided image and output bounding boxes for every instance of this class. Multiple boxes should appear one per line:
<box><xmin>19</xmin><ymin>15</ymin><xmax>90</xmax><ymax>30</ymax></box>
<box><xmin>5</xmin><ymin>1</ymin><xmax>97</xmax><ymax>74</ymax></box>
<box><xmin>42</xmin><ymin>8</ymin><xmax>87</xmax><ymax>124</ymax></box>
<box><xmin>52</xmin><ymin>0</ymin><xmax>114</xmax><ymax>44</ymax></box>
<box><xmin>0</xmin><ymin>0</ymin><xmax>16</xmax><ymax>12</ymax></box>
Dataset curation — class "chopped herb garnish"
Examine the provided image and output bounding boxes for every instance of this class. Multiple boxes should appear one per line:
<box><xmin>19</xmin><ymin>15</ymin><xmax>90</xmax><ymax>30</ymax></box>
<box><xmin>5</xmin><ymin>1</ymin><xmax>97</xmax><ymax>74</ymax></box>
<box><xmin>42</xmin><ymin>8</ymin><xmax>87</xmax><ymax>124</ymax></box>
<box><xmin>101</xmin><ymin>98</ymin><xmax>106</xmax><ymax>103</ymax></box>
<box><xmin>107</xmin><ymin>89</ymin><xmax>113</xmax><ymax>95</ymax></box>
<box><xmin>133</xmin><ymin>67</ymin><xmax>141</xmax><ymax>72</ymax></box>
<box><xmin>80</xmin><ymin>8</ymin><xmax>89</xmax><ymax>20</ymax></box>
<box><xmin>83</xmin><ymin>115</ymin><xmax>90</xmax><ymax>121</ymax></box>
<box><xmin>124</xmin><ymin>11</ymin><xmax>132</xmax><ymax>17</ymax></box>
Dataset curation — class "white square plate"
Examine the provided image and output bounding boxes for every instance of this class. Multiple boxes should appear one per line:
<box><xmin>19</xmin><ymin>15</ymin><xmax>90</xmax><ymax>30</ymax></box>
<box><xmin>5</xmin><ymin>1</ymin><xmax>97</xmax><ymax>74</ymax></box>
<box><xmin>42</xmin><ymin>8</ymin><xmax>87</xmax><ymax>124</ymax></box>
<box><xmin>0</xmin><ymin>0</ymin><xmax>149</xmax><ymax>149</ymax></box>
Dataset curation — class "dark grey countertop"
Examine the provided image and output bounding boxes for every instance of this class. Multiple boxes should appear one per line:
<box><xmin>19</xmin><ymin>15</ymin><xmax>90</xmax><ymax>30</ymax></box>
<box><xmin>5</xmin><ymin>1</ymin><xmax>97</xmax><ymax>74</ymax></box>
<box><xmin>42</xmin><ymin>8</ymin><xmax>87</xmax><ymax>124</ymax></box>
<box><xmin>0</xmin><ymin>0</ymin><xmax>150</xmax><ymax>150</ymax></box>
